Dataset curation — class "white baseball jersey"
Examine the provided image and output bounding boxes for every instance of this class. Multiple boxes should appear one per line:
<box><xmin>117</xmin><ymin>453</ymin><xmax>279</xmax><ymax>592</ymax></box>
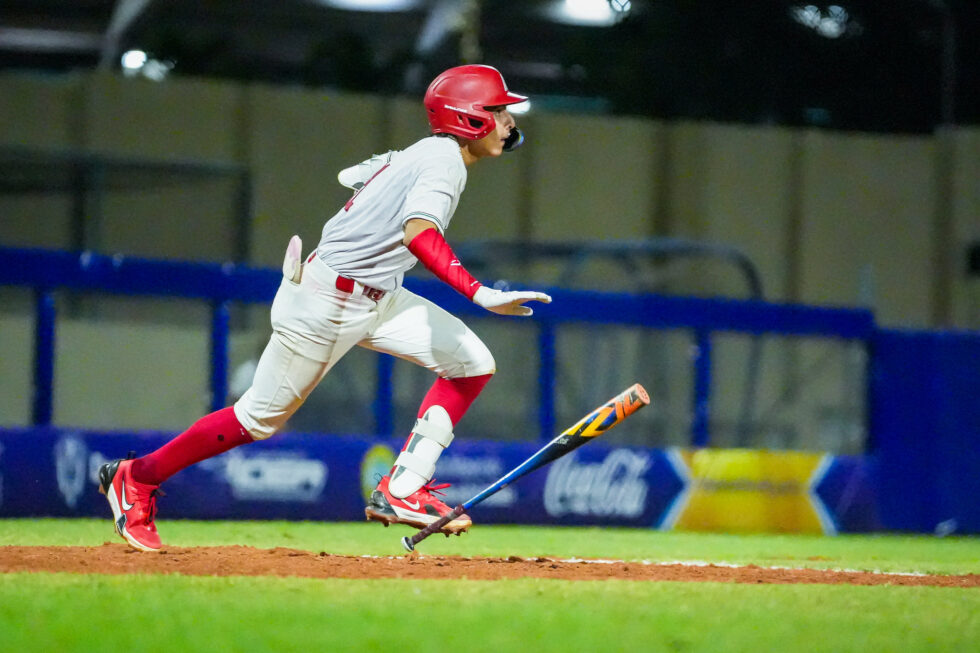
<box><xmin>316</xmin><ymin>135</ymin><xmax>467</xmax><ymax>291</ymax></box>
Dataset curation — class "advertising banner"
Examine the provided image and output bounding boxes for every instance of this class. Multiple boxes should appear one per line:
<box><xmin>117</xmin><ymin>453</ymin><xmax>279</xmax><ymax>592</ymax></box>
<box><xmin>660</xmin><ymin>449</ymin><xmax>835</xmax><ymax>534</ymax></box>
<box><xmin>0</xmin><ymin>427</ymin><xmax>880</xmax><ymax>533</ymax></box>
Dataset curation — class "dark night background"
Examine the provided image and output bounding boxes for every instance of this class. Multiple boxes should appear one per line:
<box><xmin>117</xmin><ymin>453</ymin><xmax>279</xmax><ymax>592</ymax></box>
<box><xmin>2</xmin><ymin>1</ymin><xmax>977</xmax><ymax>134</ymax></box>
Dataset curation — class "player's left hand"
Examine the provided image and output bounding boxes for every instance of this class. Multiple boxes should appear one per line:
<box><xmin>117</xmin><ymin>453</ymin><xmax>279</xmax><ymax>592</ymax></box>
<box><xmin>472</xmin><ymin>286</ymin><xmax>552</xmax><ymax>316</ymax></box>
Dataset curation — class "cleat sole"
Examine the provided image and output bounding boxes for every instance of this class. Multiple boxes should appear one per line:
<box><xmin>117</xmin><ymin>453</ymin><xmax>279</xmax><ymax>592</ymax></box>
<box><xmin>364</xmin><ymin>506</ymin><xmax>471</xmax><ymax>535</ymax></box>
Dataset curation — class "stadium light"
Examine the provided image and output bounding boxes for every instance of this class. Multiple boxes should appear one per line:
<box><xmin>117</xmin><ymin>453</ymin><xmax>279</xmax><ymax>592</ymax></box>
<box><xmin>120</xmin><ymin>48</ymin><xmax>172</xmax><ymax>81</ymax></box>
<box><xmin>120</xmin><ymin>49</ymin><xmax>147</xmax><ymax>72</ymax></box>
<box><xmin>547</xmin><ymin>0</ymin><xmax>631</xmax><ymax>27</ymax></box>
<box><xmin>790</xmin><ymin>4</ymin><xmax>857</xmax><ymax>39</ymax></box>
<box><xmin>316</xmin><ymin>0</ymin><xmax>420</xmax><ymax>11</ymax></box>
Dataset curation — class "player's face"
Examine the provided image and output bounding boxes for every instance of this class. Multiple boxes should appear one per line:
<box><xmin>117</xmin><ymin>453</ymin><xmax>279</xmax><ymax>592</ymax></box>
<box><xmin>470</xmin><ymin>106</ymin><xmax>516</xmax><ymax>159</ymax></box>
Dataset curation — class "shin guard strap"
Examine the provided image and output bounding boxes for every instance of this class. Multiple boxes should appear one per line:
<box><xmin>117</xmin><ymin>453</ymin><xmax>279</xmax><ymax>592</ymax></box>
<box><xmin>411</xmin><ymin>417</ymin><xmax>454</xmax><ymax>448</ymax></box>
<box><xmin>393</xmin><ymin>450</ymin><xmax>436</xmax><ymax>481</ymax></box>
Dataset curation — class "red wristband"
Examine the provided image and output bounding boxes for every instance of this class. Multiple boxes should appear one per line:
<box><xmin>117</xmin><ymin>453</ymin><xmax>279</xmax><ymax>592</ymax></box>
<box><xmin>407</xmin><ymin>228</ymin><xmax>482</xmax><ymax>299</ymax></box>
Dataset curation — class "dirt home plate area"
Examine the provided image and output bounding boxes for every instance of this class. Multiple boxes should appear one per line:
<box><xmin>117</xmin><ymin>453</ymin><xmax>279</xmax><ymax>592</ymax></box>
<box><xmin>1</xmin><ymin>544</ymin><xmax>978</xmax><ymax>587</ymax></box>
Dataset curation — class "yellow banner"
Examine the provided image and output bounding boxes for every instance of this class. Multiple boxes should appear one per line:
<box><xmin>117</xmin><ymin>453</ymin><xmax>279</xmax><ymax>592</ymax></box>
<box><xmin>664</xmin><ymin>448</ymin><xmax>834</xmax><ymax>534</ymax></box>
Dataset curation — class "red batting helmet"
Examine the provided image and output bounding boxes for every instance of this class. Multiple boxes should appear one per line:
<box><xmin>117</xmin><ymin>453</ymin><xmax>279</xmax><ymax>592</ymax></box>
<box><xmin>424</xmin><ymin>65</ymin><xmax>527</xmax><ymax>141</ymax></box>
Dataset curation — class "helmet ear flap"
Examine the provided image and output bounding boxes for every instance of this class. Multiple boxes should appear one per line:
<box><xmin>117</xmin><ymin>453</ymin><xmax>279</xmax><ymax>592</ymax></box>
<box><xmin>457</xmin><ymin>114</ymin><xmax>487</xmax><ymax>131</ymax></box>
<box><xmin>446</xmin><ymin>111</ymin><xmax>494</xmax><ymax>140</ymax></box>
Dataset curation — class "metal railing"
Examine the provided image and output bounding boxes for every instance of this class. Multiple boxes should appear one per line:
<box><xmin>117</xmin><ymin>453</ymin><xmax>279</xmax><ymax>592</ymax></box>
<box><xmin>452</xmin><ymin>238</ymin><xmax>767</xmax><ymax>445</ymax></box>
<box><xmin>0</xmin><ymin>246</ymin><xmax>875</xmax><ymax>446</ymax></box>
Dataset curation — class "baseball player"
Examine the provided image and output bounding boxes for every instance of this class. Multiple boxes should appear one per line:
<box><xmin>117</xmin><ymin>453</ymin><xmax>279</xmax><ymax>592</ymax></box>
<box><xmin>97</xmin><ymin>64</ymin><xmax>551</xmax><ymax>551</ymax></box>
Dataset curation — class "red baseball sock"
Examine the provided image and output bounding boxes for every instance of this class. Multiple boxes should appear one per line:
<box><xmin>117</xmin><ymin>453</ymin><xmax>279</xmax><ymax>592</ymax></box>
<box><xmin>397</xmin><ymin>373</ymin><xmax>494</xmax><ymax>452</ymax></box>
<box><xmin>131</xmin><ymin>406</ymin><xmax>253</xmax><ymax>485</ymax></box>
<box><xmin>415</xmin><ymin>373</ymin><xmax>493</xmax><ymax>428</ymax></box>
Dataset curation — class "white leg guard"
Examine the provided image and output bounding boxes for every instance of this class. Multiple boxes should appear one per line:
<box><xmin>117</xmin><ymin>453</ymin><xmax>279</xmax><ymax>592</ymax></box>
<box><xmin>388</xmin><ymin>405</ymin><xmax>454</xmax><ymax>499</ymax></box>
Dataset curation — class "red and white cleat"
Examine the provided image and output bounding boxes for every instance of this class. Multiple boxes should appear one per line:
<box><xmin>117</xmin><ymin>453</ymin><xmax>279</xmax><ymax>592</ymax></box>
<box><xmin>98</xmin><ymin>458</ymin><xmax>164</xmax><ymax>552</ymax></box>
<box><xmin>365</xmin><ymin>475</ymin><xmax>471</xmax><ymax>535</ymax></box>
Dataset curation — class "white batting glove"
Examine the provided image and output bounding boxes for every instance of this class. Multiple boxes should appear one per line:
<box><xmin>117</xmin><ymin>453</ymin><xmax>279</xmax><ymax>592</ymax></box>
<box><xmin>472</xmin><ymin>286</ymin><xmax>552</xmax><ymax>317</ymax></box>
<box><xmin>282</xmin><ymin>234</ymin><xmax>303</xmax><ymax>283</ymax></box>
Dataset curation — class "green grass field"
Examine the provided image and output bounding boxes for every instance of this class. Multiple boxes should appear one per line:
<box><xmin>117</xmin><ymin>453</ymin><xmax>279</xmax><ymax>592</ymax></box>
<box><xmin>2</xmin><ymin>519</ymin><xmax>979</xmax><ymax>652</ymax></box>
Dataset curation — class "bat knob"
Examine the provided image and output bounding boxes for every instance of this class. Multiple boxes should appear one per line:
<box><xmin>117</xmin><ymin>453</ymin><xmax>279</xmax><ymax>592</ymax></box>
<box><xmin>401</xmin><ymin>536</ymin><xmax>415</xmax><ymax>552</ymax></box>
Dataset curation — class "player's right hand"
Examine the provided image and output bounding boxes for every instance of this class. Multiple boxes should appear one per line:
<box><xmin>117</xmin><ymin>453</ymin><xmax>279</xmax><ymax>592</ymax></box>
<box><xmin>472</xmin><ymin>286</ymin><xmax>552</xmax><ymax>317</ymax></box>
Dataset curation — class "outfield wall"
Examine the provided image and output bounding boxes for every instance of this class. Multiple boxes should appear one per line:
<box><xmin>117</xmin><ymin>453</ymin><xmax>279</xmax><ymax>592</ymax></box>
<box><xmin>3</xmin><ymin>71</ymin><xmax>979</xmax><ymax>460</ymax></box>
<box><xmin>1</xmin><ymin>247</ymin><xmax>977</xmax><ymax>535</ymax></box>
<box><xmin>2</xmin><ymin>71</ymin><xmax>978</xmax><ymax>331</ymax></box>
<box><xmin>0</xmin><ymin>427</ymin><xmax>881</xmax><ymax>534</ymax></box>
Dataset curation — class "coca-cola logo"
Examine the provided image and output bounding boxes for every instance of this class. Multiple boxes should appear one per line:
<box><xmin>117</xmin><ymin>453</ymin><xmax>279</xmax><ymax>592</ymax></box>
<box><xmin>544</xmin><ymin>449</ymin><xmax>651</xmax><ymax>519</ymax></box>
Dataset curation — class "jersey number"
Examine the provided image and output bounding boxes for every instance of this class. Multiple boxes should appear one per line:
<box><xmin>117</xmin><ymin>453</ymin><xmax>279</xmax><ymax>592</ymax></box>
<box><xmin>344</xmin><ymin>164</ymin><xmax>390</xmax><ymax>212</ymax></box>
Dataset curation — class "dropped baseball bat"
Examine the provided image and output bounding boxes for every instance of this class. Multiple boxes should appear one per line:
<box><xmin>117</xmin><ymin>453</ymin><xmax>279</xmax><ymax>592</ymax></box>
<box><xmin>401</xmin><ymin>383</ymin><xmax>650</xmax><ymax>552</ymax></box>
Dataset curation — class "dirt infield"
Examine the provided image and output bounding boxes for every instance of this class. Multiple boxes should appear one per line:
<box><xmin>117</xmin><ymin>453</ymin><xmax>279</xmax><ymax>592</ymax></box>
<box><xmin>1</xmin><ymin>544</ymin><xmax>978</xmax><ymax>587</ymax></box>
